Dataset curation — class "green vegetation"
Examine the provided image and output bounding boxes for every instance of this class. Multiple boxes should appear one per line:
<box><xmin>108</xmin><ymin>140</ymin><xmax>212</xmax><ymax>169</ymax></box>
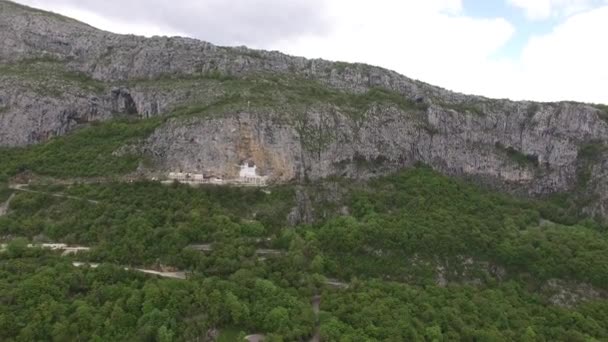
<box><xmin>0</xmin><ymin>183</ymin><xmax>11</xmax><ymax>202</ymax></box>
<box><xmin>135</xmin><ymin>73</ymin><xmax>429</xmax><ymax>153</ymax></box>
<box><xmin>320</xmin><ymin>280</ymin><xmax>608</xmax><ymax>340</ymax></box>
<box><xmin>576</xmin><ymin>141</ymin><xmax>608</xmax><ymax>186</ymax></box>
<box><xmin>314</xmin><ymin>167</ymin><xmax>607</xmax><ymax>287</ymax></box>
<box><xmin>217</xmin><ymin>328</ymin><xmax>245</xmax><ymax>342</ymax></box>
<box><xmin>0</xmin><ymin>165</ymin><xmax>607</xmax><ymax>340</ymax></box>
<box><xmin>0</xmin><ymin>119</ymin><xmax>161</xmax><ymax>179</ymax></box>
<box><xmin>595</xmin><ymin>103</ymin><xmax>608</xmax><ymax>123</ymax></box>
<box><xmin>135</xmin><ymin>73</ymin><xmax>427</xmax><ymax>122</ymax></box>
<box><xmin>495</xmin><ymin>142</ymin><xmax>539</xmax><ymax>167</ymax></box>
<box><xmin>0</xmin><ymin>181</ymin><xmax>294</xmax><ymax>264</ymax></box>
<box><xmin>0</xmin><ymin>58</ymin><xmax>105</xmax><ymax>95</ymax></box>
<box><xmin>333</xmin><ymin>61</ymin><xmax>351</xmax><ymax>73</ymax></box>
<box><xmin>0</xmin><ymin>253</ymin><xmax>312</xmax><ymax>341</ymax></box>
<box><xmin>0</xmin><ymin>61</ymin><xmax>605</xmax><ymax>338</ymax></box>
<box><xmin>440</xmin><ymin>101</ymin><xmax>485</xmax><ymax>116</ymax></box>
<box><xmin>578</xmin><ymin>142</ymin><xmax>607</xmax><ymax>160</ymax></box>
<box><xmin>0</xmin><ymin>70</ymin><xmax>428</xmax><ymax>178</ymax></box>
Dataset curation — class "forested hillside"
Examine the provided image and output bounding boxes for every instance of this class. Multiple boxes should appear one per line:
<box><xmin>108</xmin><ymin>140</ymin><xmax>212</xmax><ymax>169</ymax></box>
<box><xmin>1</xmin><ymin>163</ymin><xmax>607</xmax><ymax>341</ymax></box>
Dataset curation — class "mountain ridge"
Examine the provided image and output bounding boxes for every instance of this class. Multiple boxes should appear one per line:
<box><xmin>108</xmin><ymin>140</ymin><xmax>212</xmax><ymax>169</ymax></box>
<box><xmin>0</xmin><ymin>0</ymin><xmax>607</xmax><ymax>219</ymax></box>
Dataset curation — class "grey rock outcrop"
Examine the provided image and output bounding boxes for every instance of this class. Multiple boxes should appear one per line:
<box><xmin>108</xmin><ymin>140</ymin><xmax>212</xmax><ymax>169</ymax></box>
<box><xmin>543</xmin><ymin>279</ymin><xmax>606</xmax><ymax>307</ymax></box>
<box><xmin>139</xmin><ymin>103</ymin><xmax>607</xmax><ymax>217</ymax></box>
<box><xmin>287</xmin><ymin>187</ymin><xmax>315</xmax><ymax>226</ymax></box>
<box><xmin>1</xmin><ymin>0</ymin><xmax>607</xmax><ymax>218</ymax></box>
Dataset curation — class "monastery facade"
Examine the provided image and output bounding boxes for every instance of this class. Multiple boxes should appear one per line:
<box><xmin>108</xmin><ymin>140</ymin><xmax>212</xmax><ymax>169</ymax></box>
<box><xmin>167</xmin><ymin>162</ymin><xmax>268</xmax><ymax>186</ymax></box>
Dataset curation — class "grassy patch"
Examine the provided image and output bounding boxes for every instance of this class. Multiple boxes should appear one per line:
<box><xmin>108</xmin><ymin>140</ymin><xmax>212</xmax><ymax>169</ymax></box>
<box><xmin>0</xmin><ymin>183</ymin><xmax>12</xmax><ymax>202</ymax></box>
<box><xmin>441</xmin><ymin>101</ymin><xmax>486</xmax><ymax>116</ymax></box>
<box><xmin>578</xmin><ymin>141</ymin><xmax>607</xmax><ymax>161</ymax></box>
<box><xmin>333</xmin><ymin>61</ymin><xmax>350</xmax><ymax>73</ymax></box>
<box><xmin>217</xmin><ymin>327</ymin><xmax>246</xmax><ymax>341</ymax></box>
<box><xmin>0</xmin><ymin>58</ymin><xmax>105</xmax><ymax>95</ymax></box>
<box><xmin>132</xmin><ymin>70</ymin><xmax>237</xmax><ymax>86</ymax></box>
<box><xmin>0</xmin><ymin>118</ymin><xmax>162</xmax><ymax>178</ymax></box>
<box><xmin>135</xmin><ymin>73</ymin><xmax>427</xmax><ymax>121</ymax></box>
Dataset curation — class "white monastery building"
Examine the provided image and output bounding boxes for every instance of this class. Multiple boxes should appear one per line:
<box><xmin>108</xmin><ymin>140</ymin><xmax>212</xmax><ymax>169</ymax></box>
<box><xmin>167</xmin><ymin>162</ymin><xmax>267</xmax><ymax>186</ymax></box>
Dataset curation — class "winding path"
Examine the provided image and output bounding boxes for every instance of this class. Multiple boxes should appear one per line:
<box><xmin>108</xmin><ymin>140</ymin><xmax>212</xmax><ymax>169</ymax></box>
<box><xmin>72</xmin><ymin>262</ymin><xmax>187</xmax><ymax>280</ymax></box>
<box><xmin>8</xmin><ymin>184</ymin><xmax>99</xmax><ymax>204</ymax></box>
<box><xmin>1</xmin><ymin>241</ymin><xmax>186</xmax><ymax>280</ymax></box>
<box><xmin>244</xmin><ymin>334</ymin><xmax>266</xmax><ymax>342</ymax></box>
<box><xmin>0</xmin><ymin>193</ymin><xmax>16</xmax><ymax>216</ymax></box>
<box><xmin>188</xmin><ymin>244</ymin><xmax>286</xmax><ymax>259</ymax></box>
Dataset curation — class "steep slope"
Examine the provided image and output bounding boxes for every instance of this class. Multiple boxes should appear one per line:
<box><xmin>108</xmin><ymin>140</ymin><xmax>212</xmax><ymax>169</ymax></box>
<box><xmin>0</xmin><ymin>0</ymin><xmax>607</xmax><ymax>218</ymax></box>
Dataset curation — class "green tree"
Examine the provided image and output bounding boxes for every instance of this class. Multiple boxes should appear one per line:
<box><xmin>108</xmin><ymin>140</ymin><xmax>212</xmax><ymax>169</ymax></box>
<box><xmin>425</xmin><ymin>325</ymin><xmax>443</xmax><ymax>342</ymax></box>
<box><xmin>157</xmin><ymin>325</ymin><xmax>174</xmax><ymax>342</ymax></box>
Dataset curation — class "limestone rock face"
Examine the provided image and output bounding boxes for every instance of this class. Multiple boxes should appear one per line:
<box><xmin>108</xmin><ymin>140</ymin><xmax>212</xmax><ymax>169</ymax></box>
<box><xmin>143</xmin><ymin>113</ymin><xmax>301</xmax><ymax>182</ymax></box>
<box><xmin>1</xmin><ymin>0</ymin><xmax>607</xmax><ymax>217</ymax></box>
<box><xmin>139</xmin><ymin>104</ymin><xmax>606</xmax><ymax>195</ymax></box>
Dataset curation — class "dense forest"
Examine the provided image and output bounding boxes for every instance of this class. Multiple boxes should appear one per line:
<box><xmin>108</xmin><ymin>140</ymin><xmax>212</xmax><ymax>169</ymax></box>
<box><xmin>1</xmin><ymin>159</ymin><xmax>607</xmax><ymax>340</ymax></box>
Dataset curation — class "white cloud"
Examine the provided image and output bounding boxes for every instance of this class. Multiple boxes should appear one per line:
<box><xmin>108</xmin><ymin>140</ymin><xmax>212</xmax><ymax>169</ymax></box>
<box><xmin>270</xmin><ymin>0</ymin><xmax>515</xmax><ymax>96</ymax></box>
<box><xmin>447</xmin><ymin>5</ymin><xmax>608</xmax><ymax>104</ymax></box>
<box><xmin>14</xmin><ymin>0</ymin><xmax>330</xmax><ymax>45</ymax></box>
<box><xmin>507</xmin><ymin>0</ymin><xmax>598</xmax><ymax>20</ymax></box>
<box><xmin>514</xmin><ymin>6</ymin><xmax>608</xmax><ymax>102</ymax></box>
<box><xmin>272</xmin><ymin>1</ymin><xmax>608</xmax><ymax>104</ymax></box>
<box><xmin>45</xmin><ymin>6</ymin><xmax>187</xmax><ymax>37</ymax></box>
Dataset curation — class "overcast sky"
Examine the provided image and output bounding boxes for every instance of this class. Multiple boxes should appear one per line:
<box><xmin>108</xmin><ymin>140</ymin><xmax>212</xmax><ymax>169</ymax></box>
<box><xmin>14</xmin><ymin>0</ymin><xmax>608</xmax><ymax>104</ymax></box>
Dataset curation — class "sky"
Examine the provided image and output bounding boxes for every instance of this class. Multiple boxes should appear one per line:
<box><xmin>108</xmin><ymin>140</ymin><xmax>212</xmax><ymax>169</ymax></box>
<box><xmin>13</xmin><ymin>0</ymin><xmax>608</xmax><ymax>104</ymax></box>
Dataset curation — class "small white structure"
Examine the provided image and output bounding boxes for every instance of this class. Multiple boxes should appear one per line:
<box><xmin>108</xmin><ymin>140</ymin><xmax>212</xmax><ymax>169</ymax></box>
<box><xmin>24</xmin><ymin>243</ymin><xmax>91</xmax><ymax>256</ymax></box>
<box><xmin>166</xmin><ymin>162</ymin><xmax>267</xmax><ymax>187</ymax></box>
<box><xmin>167</xmin><ymin>172</ymin><xmax>213</xmax><ymax>184</ymax></box>
<box><xmin>31</xmin><ymin>243</ymin><xmax>67</xmax><ymax>250</ymax></box>
<box><xmin>192</xmin><ymin>174</ymin><xmax>205</xmax><ymax>182</ymax></box>
<box><xmin>61</xmin><ymin>247</ymin><xmax>91</xmax><ymax>256</ymax></box>
<box><xmin>168</xmin><ymin>172</ymin><xmax>189</xmax><ymax>181</ymax></box>
<box><xmin>239</xmin><ymin>163</ymin><xmax>258</xmax><ymax>178</ymax></box>
<box><xmin>73</xmin><ymin>262</ymin><xmax>100</xmax><ymax>268</ymax></box>
<box><xmin>238</xmin><ymin>162</ymin><xmax>268</xmax><ymax>186</ymax></box>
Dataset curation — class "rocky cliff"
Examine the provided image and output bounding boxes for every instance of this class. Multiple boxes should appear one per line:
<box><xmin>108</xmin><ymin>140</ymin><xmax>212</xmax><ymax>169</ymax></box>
<box><xmin>1</xmin><ymin>0</ymin><xmax>607</xmax><ymax>218</ymax></box>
